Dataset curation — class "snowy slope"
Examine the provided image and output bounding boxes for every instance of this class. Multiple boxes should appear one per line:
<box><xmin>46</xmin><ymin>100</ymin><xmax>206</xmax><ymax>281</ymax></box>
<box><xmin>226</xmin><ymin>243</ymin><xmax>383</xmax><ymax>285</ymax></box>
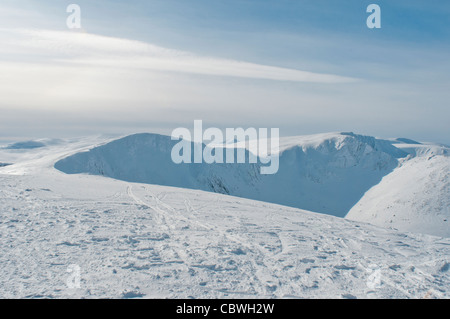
<box><xmin>0</xmin><ymin>135</ymin><xmax>449</xmax><ymax>298</ymax></box>
<box><xmin>257</xmin><ymin>132</ymin><xmax>406</xmax><ymax>216</ymax></box>
<box><xmin>346</xmin><ymin>142</ymin><xmax>450</xmax><ymax>237</ymax></box>
<box><xmin>0</xmin><ymin>135</ymin><xmax>122</xmax><ymax>177</ymax></box>
<box><xmin>54</xmin><ymin>132</ymin><xmax>407</xmax><ymax>217</ymax></box>
<box><xmin>0</xmin><ymin>143</ymin><xmax>449</xmax><ymax>298</ymax></box>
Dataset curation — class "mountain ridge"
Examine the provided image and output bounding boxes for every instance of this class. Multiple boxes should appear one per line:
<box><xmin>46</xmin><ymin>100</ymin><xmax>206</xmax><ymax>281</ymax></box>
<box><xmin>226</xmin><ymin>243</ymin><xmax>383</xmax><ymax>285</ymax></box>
<box><xmin>53</xmin><ymin>132</ymin><xmax>403</xmax><ymax>214</ymax></box>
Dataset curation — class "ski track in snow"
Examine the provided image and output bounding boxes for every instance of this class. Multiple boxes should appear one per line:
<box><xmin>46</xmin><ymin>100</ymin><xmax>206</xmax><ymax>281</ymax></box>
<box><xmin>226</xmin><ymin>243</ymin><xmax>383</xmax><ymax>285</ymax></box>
<box><xmin>0</xmin><ymin>171</ymin><xmax>448</xmax><ymax>299</ymax></box>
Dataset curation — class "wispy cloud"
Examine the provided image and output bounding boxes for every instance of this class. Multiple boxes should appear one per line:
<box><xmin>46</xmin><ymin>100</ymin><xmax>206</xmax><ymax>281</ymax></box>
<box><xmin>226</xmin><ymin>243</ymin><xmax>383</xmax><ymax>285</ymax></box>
<box><xmin>0</xmin><ymin>29</ymin><xmax>357</xmax><ymax>83</ymax></box>
<box><xmin>1</xmin><ymin>1</ymin><xmax>449</xmax><ymax>145</ymax></box>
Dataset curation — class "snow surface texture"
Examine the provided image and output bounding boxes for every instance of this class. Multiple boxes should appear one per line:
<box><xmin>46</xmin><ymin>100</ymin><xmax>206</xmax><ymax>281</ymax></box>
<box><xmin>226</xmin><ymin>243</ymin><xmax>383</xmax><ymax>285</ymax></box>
<box><xmin>0</xmin><ymin>134</ymin><xmax>448</xmax><ymax>298</ymax></box>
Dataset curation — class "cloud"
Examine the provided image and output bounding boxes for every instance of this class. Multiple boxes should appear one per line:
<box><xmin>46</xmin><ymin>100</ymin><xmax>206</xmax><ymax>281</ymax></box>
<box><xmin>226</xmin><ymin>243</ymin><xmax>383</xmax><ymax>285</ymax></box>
<box><xmin>0</xmin><ymin>28</ymin><xmax>448</xmax><ymax>145</ymax></box>
<box><xmin>0</xmin><ymin>29</ymin><xmax>357</xmax><ymax>83</ymax></box>
<box><xmin>0</xmin><ymin>28</ymin><xmax>359</xmax><ymax>131</ymax></box>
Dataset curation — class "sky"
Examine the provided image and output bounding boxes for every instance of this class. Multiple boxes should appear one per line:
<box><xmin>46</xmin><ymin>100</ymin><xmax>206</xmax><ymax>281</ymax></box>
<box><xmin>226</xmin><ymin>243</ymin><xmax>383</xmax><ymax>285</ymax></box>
<box><xmin>0</xmin><ymin>0</ymin><xmax>449</xmax><ymax>144</ymax></box>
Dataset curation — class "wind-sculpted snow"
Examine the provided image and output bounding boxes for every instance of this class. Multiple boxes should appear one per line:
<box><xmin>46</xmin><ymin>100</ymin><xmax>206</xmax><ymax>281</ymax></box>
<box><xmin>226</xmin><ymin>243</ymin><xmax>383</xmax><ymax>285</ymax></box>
<box><xmin>55</xmin><ymin>132</ymin><xmax>407</xmax><ymax>217</ymax></box>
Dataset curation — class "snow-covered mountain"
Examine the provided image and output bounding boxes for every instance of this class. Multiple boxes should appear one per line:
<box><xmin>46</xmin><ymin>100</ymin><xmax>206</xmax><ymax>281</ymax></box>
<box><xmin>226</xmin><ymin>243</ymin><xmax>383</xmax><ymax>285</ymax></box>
<box><xmin>0</xmin><ymin>136</ymin><xmax>449</xmax><ymax>298</ymax></box>
<box><xmin>252</xmin><ymin>132</ymin><xmax>407</xmax><ymax>216</ymax></box>
<box><xmin>52</xmin><ymin>132</ymin><xmax>450</xmax><ymax>237</ymax></box>
<box><xmin>54</xmin><ymin>132</ymin><xmax>407</xmax><ymax>217</ymax></box>
<box><xmin>1</xmin><ymin>173</ymin><xmax>448</xmax><ymax>299</ymax></box>
<box><xmin>347</xmin><ymin>141</ymin><xmax>450</xmax><ymax>237</ymax></box>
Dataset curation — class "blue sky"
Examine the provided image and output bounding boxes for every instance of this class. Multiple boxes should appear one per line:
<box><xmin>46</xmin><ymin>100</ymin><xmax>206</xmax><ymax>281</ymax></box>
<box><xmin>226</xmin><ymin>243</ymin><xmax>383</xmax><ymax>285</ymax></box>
<box><xmin>0</xmin><ymin>0</ymin><xmax>449</xmax><ymax>144</ymax></box>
